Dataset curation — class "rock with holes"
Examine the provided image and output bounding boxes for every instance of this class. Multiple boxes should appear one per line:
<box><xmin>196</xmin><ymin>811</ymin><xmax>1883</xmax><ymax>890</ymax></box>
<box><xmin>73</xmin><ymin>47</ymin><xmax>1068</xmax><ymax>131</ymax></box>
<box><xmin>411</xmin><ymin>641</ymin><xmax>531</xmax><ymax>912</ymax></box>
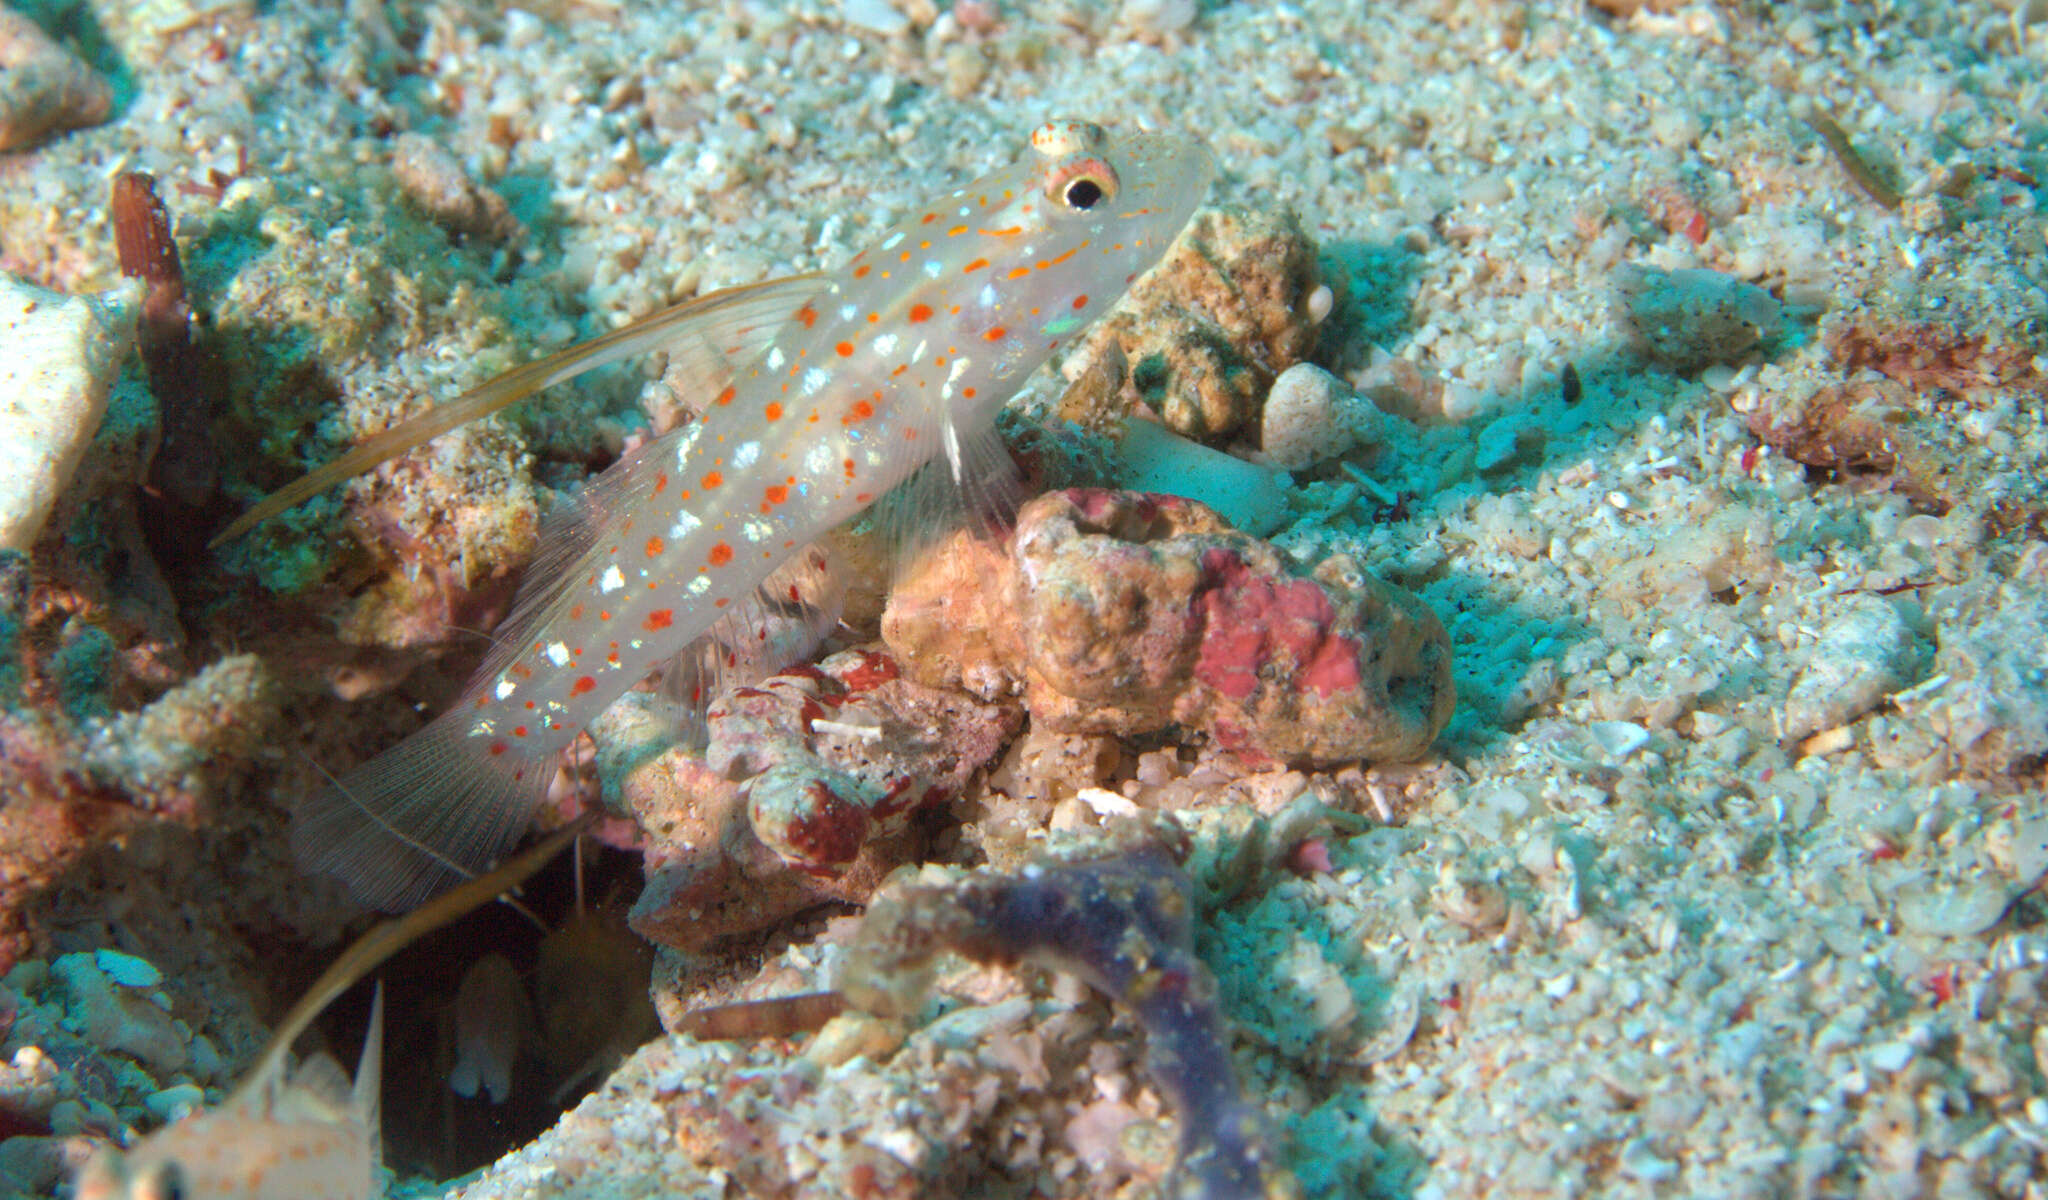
<box><xmin>885</xmin><ymin>488</ymin><xmax>1454</xmax><ymax>768</ymax></box>
<box><xmin>1057</xmin><ymin>204</ymin><xmax>1324</xmax><ymax>443</ymax></box>
<box><xmin>600</xmin><ymin>648</ymin><xmax>1019</xmax><ymax>955</ymax></box>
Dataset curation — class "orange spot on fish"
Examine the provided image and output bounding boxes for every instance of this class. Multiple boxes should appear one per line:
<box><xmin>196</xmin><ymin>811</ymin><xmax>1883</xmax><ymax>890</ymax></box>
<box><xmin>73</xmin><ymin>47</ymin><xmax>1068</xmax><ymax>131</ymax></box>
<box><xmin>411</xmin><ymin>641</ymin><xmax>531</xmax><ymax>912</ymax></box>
<box><xmin>1008</xmin><ymin>266</ymin><xmax>1031</xmax><ymax>279</ymax></box>
<box><xmin>715</xmin><ymin>385</ymin><xmax>736</xmax><ymax>406</ymax></box>
<box><xmin>921</xmin><ymin>212</ymin><xmax>937</xmax><ymax>223</ymax></box>
<box><xmin>947</xmin><ymin>224</ymin><xmax>967</xmax><ymax>236</ymax></box>
<box><xmin>765</xmin><ymin>402</ymin><xmax>783</xmax><ymax>420</ymax></box>
<box><xmin>962</xmin><ymin>386</ymin><xmax>977</xmax><ymax>398</ymax></box>
<box><xmin>836</xmin><ymin>341</ymin><xmax>855</xmax><ymax>357</ymax></box>
<box><xmin>908</xmin><ymin>303</ymin><xmax>933</xmax><ymax>322</ymax></box>
<box><xmin>715</xmin><ymin>597</ymin><xmax>730</xmax><ymax>608</ymax></box>
<box><xmin>709</xmin><ymin>542</ymin><xmax>734</xmax><ymax>566</ymax></box>
<box><xmin>703</xmin><ymin>471</ymin><xmax>724</xmax><ymax>489</ymax></box>
<box><xmin>798</xmin><ymin>306</ymin><xmax>817</xmax><ymax>328</ymax></box>
<box><xmin>514</xmin><ymin>725</ymin><xmax>529</xmax><ymax>737</ymax></box>
<box><xmin>964</xmin><ymin>257</ymin><xmax>989</xmax><ymax>272</ymax></box>
<box><xmin>867</xmin><ymin>312</ymin><xmax>880</xmax><ymax>323</ymax></box>
<box><xmin>571</xmin><ymin>676</ymin><xmax>596</xmax><ymax>696</ymax></box>
<box><xmin>1073</xmin><ymin>293</ymin><xmax>1089</xmax><ymax>308</ymax></box>
<box><xmin>645</xmin><ymin>536</ymin><xmax>664</xmax><ymax>557</ymax></box>
<box><xmin>490</xmin><ymin>741</ymin><xmax>508</xmax><ymax>756</ymax></box>
<box><xmin>846</xmin><ymin>399</ymin><xmax>874</xmax><ymax>422</ymax></box>
<box><xmin>766</xmin><ymin>484</ymin><xmax>789</xmax><ymax>505</ymax></box>
<box><xmin>569</xmin><ymin>604</ymin><xmax>584</xmax><ymax>619</ymax></box>
<box><xmin>985</xmin><ymin>326</ymin><xmax>1007</xmax><ymax>341</ymax></box>
<box><xmin>853</xmin><ymin>263</ymin><xmax>870</xmax><ymax>278</ymax></box>
<box><xmin>525</xmin><ymin>699</ymin><xmax>536</xmax><ymax>709</ymax></box>
<box><xmin>644</xmin><ymin>609</ymin><xmax>673</xmax><ymax>630</ymax></box>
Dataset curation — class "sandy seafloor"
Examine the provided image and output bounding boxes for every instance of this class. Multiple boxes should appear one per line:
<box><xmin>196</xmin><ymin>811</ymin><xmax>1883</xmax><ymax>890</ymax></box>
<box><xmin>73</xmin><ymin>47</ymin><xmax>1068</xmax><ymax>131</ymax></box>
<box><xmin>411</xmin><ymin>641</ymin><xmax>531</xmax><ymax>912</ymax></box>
<box><xmin>4</xmin><ymin>0</ymin><xmax>2048</xmax><ymax>1197</ymax></box>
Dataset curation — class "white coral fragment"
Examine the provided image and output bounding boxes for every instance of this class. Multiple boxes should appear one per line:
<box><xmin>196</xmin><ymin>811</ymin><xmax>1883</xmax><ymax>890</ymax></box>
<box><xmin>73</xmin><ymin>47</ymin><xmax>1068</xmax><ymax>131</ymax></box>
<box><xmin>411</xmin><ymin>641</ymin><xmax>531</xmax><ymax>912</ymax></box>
<box><xmin>1782</xmin><ymin>593</ymin><xmax>1918</xmax><ymax>741</ymax></box>
<box><xmin>0</xmin><ymin>274</ymin><xmax>136</xmax><ymax>552</ymax></box>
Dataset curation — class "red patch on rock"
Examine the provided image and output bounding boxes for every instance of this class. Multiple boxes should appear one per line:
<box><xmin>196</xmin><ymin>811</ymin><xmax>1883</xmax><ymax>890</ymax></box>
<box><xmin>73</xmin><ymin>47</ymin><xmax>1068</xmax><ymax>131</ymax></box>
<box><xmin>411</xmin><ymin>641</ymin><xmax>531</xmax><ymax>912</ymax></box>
<box><xmin>1193</xmin><ymin>548</ymin><xmax>1360</xmax><ymax>700</ymax></box>
<box><xmin>784</xmin><ymin>780</ymin><xmax>871</xmax><ymax>865</ymax></box>
<box><xmin>839</xmin><ymin>650</ymin><xmax>900</xmax><ymax>692</ymax></box>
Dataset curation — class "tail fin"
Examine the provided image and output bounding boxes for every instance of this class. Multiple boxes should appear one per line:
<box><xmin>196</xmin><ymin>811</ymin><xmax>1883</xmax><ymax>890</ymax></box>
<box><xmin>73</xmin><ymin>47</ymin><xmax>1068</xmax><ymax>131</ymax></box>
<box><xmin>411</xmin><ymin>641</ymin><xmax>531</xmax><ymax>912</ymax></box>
<box><xmin>292</xmin><ymin>708</ymin><xmax>552</xmax><ymax>911</ymax></box>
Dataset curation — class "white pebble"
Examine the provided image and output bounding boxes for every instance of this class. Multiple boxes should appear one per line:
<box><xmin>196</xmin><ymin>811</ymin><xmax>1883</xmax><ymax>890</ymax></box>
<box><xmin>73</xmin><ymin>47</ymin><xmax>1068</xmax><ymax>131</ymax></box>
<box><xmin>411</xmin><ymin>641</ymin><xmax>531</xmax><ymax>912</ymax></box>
<box><xmin>839</xmin><ymin>0</ymin><xmax>910</xmax><ymax>36</ymax></box>
<box><xmin>143</xmin><ymin>1083</ymin><xmax>206</xmax><ymax>1122</ymax></box>
<box><xmin>1119</xmin><ymin>0</ymin><xmax>1198</xmax><ymax>35</ymax></box>
<box><xmin>0</xmin><ymin>274</ymin><xmax>136</xmax><ymax>551</ymax></box>
<box><xmin>93</xmin><ymin>949</ymin><xmax>163</xmax><ymax>989</ymax></box>
<box><xmin>1781</xmin><ymin>594</ymin><xmax>1917</xmax><ymax>741</ymax></box>
<box><xmin>1305</xmin><ymin>283</ymin><xmax>1333</xmax><ymax>325</ymax></box>
<box><xmin>1259</xmin><ymin>362</ymin><xmax>1359</xmax><ymax>471</ymax></box>
<box><xmin>1589</xmin><ymin>720</ymin><xmax>1650</xmax><ymax>761</ymax></box>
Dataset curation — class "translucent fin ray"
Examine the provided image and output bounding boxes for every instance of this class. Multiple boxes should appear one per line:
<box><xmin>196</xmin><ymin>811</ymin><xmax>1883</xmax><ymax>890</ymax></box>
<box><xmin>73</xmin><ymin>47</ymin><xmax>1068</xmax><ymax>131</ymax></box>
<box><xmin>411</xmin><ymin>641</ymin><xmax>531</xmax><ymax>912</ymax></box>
<box><xmin>868</xmin><ymin>413</ymin><xmax>1022</xmax><ymax>584</ymax></box>
<box><xmin>290</xmin><ymin>706</ymin><xmax>555</xmax><ymax>912</ymax></box>
<box><xmin>658</xmin><ymin>542</ymin><xmax>847</xmax><ymax>749</ymax></box>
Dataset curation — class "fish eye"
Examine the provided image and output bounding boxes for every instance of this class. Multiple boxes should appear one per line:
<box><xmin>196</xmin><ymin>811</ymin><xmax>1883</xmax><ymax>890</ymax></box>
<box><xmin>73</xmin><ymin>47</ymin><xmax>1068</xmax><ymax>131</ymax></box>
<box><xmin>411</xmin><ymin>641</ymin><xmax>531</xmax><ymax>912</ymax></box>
<box><xmin>1044</xmin><ymin>154</ymin><xmax>1119</xmax><ymax>212</ymax></box>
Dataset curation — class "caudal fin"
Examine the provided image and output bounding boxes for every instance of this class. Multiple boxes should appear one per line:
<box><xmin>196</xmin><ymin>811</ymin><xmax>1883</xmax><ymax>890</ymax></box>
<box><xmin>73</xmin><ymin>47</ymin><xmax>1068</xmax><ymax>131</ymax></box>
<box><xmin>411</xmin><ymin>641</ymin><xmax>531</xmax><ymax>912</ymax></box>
<box><xmin>292</xmin><ymin>709</ymin><xmax>551</xmax><ymax>911</ymax></box>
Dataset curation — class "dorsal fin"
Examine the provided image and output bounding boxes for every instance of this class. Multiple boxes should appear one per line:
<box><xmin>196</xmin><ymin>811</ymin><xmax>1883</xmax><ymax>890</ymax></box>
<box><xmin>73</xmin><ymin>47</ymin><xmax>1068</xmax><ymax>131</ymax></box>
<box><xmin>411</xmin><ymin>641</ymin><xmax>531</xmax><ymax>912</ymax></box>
<box><xmin>210</xmin><ymin>273</ymin><xmax>827</xmax><ymax>545</ymax></box>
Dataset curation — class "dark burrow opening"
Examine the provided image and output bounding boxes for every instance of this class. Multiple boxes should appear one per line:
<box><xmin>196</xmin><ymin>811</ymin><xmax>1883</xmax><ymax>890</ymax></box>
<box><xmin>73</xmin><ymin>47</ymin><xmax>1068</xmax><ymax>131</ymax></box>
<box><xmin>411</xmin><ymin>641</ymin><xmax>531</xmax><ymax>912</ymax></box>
<box><xmin>305</xmin><ymin>839</ymin><xmax>652</xmax><ymax>1181</ymax></box>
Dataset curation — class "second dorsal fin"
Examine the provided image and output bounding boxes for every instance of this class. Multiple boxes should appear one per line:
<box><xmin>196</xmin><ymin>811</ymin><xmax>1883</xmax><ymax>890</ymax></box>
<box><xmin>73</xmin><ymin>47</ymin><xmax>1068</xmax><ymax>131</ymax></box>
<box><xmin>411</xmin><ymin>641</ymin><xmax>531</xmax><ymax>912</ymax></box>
<box><xmin>212</xmin><ymin>272</ymin><xmax>828</xmax><ymax>545</ymax></box>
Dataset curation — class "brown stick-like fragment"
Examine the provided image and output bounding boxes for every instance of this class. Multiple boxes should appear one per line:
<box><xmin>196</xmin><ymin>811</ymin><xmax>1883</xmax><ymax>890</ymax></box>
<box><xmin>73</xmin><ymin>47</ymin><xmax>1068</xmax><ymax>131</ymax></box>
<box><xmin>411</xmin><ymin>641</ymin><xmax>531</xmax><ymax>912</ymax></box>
<box><xmin>1804</xmin><ymin>108</ymin><xmax>1903</xmax><ymax>211</ymax></box>
<box><xmin>111</xmin><ymin>171</ymin><xmax>220</xmax><ymax>512</ymax></box>
<box><xmin>674</xmin><ymin>991</ymin><xmax>848</xmax><ymax>1041</ymax></box>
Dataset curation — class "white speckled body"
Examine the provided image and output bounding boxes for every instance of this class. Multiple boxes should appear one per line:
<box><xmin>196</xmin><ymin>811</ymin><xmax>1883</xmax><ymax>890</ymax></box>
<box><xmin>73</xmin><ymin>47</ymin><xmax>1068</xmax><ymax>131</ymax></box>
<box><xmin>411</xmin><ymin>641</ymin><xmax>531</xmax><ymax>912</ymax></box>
<box><xmin>295</xmin><ymin>123</ymin><xmax>1216</xmax><ymax>910</ymax></box>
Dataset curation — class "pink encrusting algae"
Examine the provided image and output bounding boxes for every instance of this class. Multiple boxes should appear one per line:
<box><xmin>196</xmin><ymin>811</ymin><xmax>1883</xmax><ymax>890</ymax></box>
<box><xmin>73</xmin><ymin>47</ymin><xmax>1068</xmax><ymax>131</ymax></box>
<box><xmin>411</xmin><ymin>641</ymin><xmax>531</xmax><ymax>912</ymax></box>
<box><xmin>289</xmin><ymin>121</ymin><xmax>1217</xmax><ymax>910</ymax></box>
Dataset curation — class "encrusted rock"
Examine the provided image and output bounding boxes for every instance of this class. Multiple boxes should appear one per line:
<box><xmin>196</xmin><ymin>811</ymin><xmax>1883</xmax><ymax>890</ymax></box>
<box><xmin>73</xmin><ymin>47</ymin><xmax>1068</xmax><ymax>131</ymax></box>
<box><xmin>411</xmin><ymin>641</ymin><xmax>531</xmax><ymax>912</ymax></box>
<box><xmin>390</xmin><ymin>132</ymin><xmax>524</xmax><ymax>244</ymax></box>
<box><xmin>606</xmin><ymin>648</ymin><xmax>1020</xmax><ymax>953</ymax></box>
<box><xmin>48</xmin><ymin>953</ymin><xmax>187</xmax><ymax>1075</ymax></box>
<box><xmin>885</xmin><ymin>488</ymin><xmax>1454</xmax><ymax>768</ymax></box>
<box><xmin>1782</xmin><ymin>593</ymin><xmax>1920</xmax><ymax>741</ymax></box>
<box><xmin>1060</xmin><ymin>204</ymin><xmax>1323</xmax><ymax>442</ymax></box>
<box><xmin>1922</xmin><ymin>580</ymin><xmax>2048</xmax><ymax>773</ymax></box>
<box><xmin>80</xmin><ymin>654</ymin><xmax>280</xmax><ymax>812</ymax></box>
<box><xmin>1616</xmin><ymin>264</ymin><xmax>1783</xmax><ymax>372</ymax></box>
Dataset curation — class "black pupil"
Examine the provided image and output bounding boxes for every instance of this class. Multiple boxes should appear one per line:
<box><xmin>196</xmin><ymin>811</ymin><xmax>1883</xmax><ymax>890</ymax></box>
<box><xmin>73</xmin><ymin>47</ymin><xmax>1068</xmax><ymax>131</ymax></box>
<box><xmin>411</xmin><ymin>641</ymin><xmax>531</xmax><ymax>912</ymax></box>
<box><xmin>1064</xmin><ymin>178</ymin><xmax>1103</xmax><ymax>210</ymax></box>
